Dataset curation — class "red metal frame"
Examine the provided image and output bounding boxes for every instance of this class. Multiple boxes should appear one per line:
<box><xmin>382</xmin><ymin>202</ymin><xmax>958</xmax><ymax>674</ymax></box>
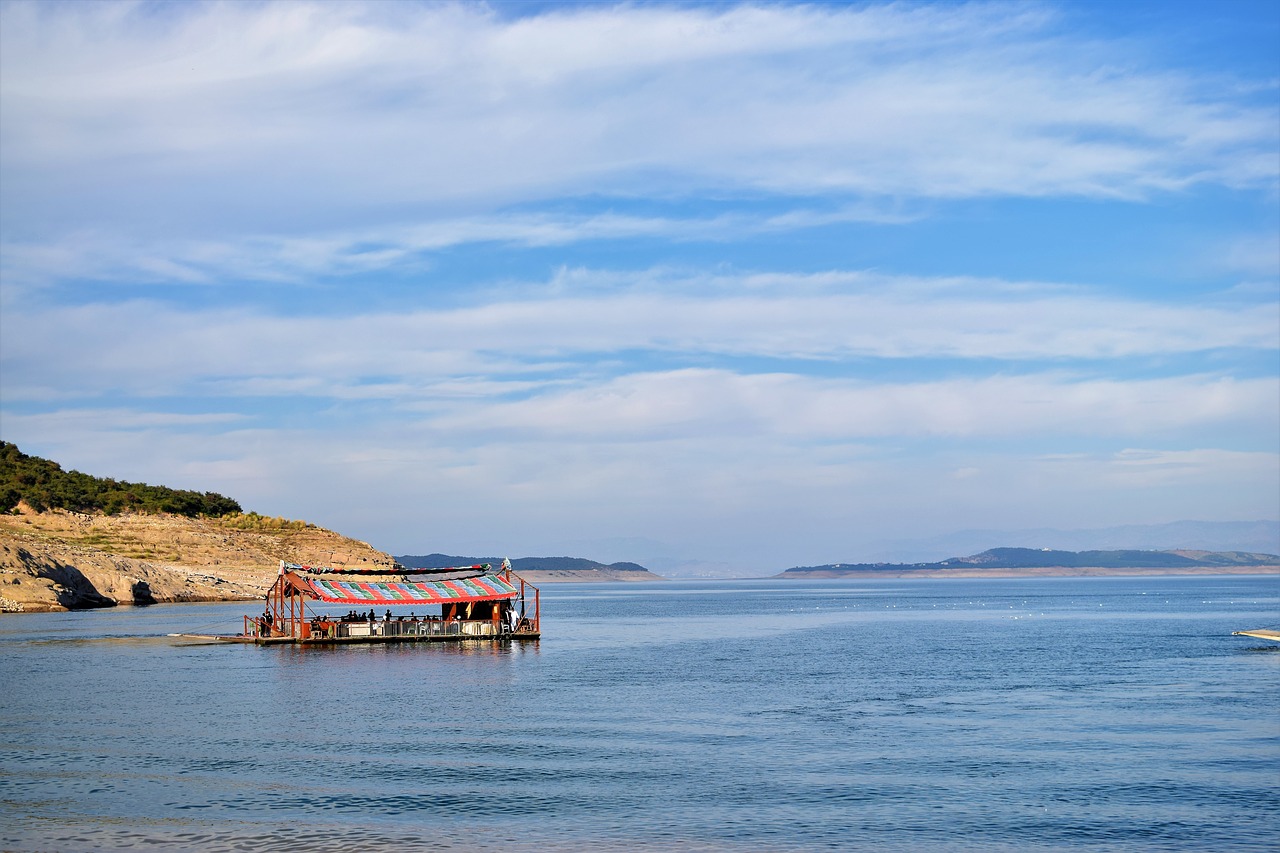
<box><xmin>502</xmin><ymin>563</ymin><xmax>540</xmax><ymax>635</ymax></box>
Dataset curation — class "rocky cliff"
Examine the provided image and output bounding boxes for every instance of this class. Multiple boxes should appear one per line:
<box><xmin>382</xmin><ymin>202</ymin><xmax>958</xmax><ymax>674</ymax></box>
<box><xmin>0</xmin><ymin>504</ymin><xmax>394</xmax><ymax>612</ymax></box>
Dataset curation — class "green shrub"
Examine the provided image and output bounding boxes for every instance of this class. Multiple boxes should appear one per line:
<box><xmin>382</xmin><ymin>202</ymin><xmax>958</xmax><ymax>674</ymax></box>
<box><xmin>0</xmin><ymin>442</ymin><xmax>243</xmax><ymax>518</ymax></box>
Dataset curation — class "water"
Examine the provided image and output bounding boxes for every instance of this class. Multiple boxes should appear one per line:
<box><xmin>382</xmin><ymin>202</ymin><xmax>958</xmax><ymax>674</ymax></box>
<box><xmin>1</xmin><ymin>575</ymin><xmax>1277</xmax><ymax>852</ymax></box>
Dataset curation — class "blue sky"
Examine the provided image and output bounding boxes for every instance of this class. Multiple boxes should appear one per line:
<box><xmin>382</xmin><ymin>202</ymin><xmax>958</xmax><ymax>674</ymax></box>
<box><xmin>1</xmin><ymin>1</ymin><xmax>1277</xmax><ymax>573</ymax></box>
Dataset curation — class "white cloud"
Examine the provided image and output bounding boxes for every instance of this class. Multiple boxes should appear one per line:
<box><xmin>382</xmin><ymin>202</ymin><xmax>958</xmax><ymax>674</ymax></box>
<box><xmin>422</xmin><ymin>369</ymin><xmax>1278</xmax><ymax>444</ymax></box>
<box><xmin>2</xmin><ymin>272</ymin><xmax>1274</xmax><ymax>404</ymax></box>
<box><xmin>8</xmin><ymin>363</ymin><xmax>1274</xmax><ymax>450</ymax></box>
<box><xmin>1032</xmin><ymin>447</ymin><xmax>1280</xmax><ymax>497</ymax></box>
<box><xmin>0</xmin><ymin>205</ymin><xmax>918</xmax><ymax>289</ymax></box>
<box><xmin>0</xmin><ymin>408</ymin><xmax>243</xmax><ymax>433</ymax></box>
<box><xmin>5</xmin><ymin>409</ymin><xmax>1274</xmax><ymax>569</ymax></box>
<box><xmin>1219</xmin><ymin>231</ymin><xmax>1280</xmax><ymax>279</ymax></box>
<box><xmin>2</xmin><ymin>1</ymin><xmax>1274</xmax><ymax>249</ymax></box>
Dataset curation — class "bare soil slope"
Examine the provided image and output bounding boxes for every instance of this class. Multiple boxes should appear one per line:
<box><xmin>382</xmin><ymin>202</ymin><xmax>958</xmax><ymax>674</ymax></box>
<box><xmin>0</xmin><ymin>505</ymin><xmax>393</xmax><ymax>612</ymax></box>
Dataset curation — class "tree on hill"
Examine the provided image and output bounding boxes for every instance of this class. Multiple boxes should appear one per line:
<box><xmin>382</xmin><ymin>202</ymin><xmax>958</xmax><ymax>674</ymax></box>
<box><xmin>0</xmin><ymin>441</ymin><xmax>242</xmax><ymax>518</ymax></box>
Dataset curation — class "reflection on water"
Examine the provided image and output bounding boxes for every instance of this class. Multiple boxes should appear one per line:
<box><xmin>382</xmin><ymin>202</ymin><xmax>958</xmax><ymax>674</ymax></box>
<box><xmin>1</xmin><ymin>576</ymin><xmax>1278</xmax><ymax>852</ymax></box>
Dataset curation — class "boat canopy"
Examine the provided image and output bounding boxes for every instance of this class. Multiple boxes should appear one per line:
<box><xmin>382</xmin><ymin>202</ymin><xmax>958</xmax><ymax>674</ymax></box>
<box><xmin>285</xmin><ymin>572</ymin><xmax>519</xmax><ymax>606</ymax></box>
<box><xmin>282</xmin><ymin>561</ymin><xmax>492</xmax><ymax>576</ymax></box>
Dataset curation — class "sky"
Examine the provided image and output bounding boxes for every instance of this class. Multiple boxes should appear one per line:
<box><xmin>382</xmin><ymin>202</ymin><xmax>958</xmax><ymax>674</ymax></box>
<box><xmin>0</xmin><ymin>0</ymin><xmax>1277</xmax><ymax>574</ymax></box>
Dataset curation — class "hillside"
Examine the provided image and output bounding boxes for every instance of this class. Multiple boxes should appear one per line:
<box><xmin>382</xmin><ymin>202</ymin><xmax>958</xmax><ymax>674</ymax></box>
<box><xmin>0</xmin><ymin>503</ymin><xmax>396</xmax><ymax>612</ymax></box>
<box><xmin>778</xmin><ymin>547</ymin><xmax>1280</xmax><ymax>579</ymax></box>
<box><xmin>0</xmin><ymin>441</ymin><xmax>241</xmax><ymax>517</ymax></box>
<box><xmin>399</xmin><ymin>553</ymin><xmax>663</xmax><ymax>582</ymax></box>
<box><xmin>0</xmin><ymin>444</ymin><xmax>396</xmax><ymax>612</ymax></box>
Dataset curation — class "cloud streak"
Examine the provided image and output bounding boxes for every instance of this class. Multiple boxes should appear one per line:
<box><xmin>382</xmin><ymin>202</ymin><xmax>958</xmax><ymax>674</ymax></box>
<box><xmin>424</xmin><ymin>370</ymin><xmax>1278</xmax><ymax>444</ymax></box>
<box><xmin>2</xmin><ymin>271</ymin><xmax>1275</xmax><ymax>395</ymax></box>
<box><xmin>0</xmin><ymin>205</ymin><xmax>919</xmax><ymax>289</ymax></box>
<box><xmin>3</xmin><ymin>2</ymin><xmax>1274</xmax><ymax>244</ymax></box>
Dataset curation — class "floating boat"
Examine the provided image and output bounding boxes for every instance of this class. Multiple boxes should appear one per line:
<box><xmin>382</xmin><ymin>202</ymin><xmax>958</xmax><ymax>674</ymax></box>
<box><xmin>199</xmin><ymin>558</ymin><xmax>539</xmax><ymax>644</ymax></box>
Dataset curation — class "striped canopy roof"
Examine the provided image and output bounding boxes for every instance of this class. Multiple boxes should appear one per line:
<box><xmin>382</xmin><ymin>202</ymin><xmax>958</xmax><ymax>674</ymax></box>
<box><xmin>296</xmin><ymin>573</ymin><xmax>519</xmax><ymax>605</ymax></box>
<box><xmin>283</xmin><ymin>561</ymin><xmax>490</xmax><ymax>575</ymax></box>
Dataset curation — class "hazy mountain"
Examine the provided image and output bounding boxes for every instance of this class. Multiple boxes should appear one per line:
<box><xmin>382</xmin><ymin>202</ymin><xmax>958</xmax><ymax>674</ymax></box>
<box><xmin>860</xmin><ymin>520</ymin><xmax>1280</xmax><ymax>564</ymax></box>
<box><xmin>397</xmin><ymin>553</ymin><xmax>653</xmax><ymax>574</ymax></box>
<box><xmin>556</xmin><ymin>522</ymin><xmax>1280</xmax><ymax>579</ymax></box>
<box><xmin>781</xmin><ymin>547</ymin><xmax>1280</xmax><ymax>578</ymax></box>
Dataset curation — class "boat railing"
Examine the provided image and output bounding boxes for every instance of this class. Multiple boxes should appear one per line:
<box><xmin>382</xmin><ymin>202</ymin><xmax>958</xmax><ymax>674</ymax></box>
<box><xmin>300</xmin><ymin>617</ymin><xmax>504</xmax><ymax>640</ymax></box>
<box><xmin>246</xmin><ymin>614</ymin><xmax>300</xmax><ymax>640</ymax></box>
<box><xmin>250</xmin><ymin>608</ymin><xmax>522</xmax><ymax>642</ymax></box>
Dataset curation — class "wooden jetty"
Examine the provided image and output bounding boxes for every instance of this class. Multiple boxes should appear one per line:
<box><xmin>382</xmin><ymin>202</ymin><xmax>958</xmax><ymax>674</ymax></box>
<box><xmin>194</xmin><ymin>559</ymin><xmax>540</xmax><ymax>645</ymax></box>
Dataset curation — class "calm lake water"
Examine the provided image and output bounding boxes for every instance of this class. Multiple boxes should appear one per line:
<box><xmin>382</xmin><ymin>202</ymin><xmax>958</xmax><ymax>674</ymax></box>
<box><xmin>1</xmin><ymin>575</ymin><xmax>1277</xmax><ymax>852</ymax></box>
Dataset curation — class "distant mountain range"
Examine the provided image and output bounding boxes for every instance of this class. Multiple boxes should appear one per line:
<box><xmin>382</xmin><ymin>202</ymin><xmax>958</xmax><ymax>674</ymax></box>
<box><xmin>780</xmin><ymin>547</ymin><xmax>1280</xmax><ymax>578</ymax></box>
<box><xmin>546</xmin><ymin>521</ymin><xmax>1280</xmax><ymax>578</ymax></box>
<box><xmin>860</xmin><ymin>520</ymin><xmax>1280</xmax><ymax>564</ymax></box>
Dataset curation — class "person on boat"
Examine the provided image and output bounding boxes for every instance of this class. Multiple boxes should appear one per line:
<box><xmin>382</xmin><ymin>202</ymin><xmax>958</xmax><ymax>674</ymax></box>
<box><xmin>261</xmin><ymin>609</ymin><xmax>273</xmax><ymax>637</ymax></box>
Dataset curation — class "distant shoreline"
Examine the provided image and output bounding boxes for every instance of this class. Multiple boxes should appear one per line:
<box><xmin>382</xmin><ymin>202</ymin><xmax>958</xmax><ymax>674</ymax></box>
<box><xmin>498</xmin><ymin>568</ymin><xmax>664</xmax><ymax>583</ymax></box>
<box><xmin>776</xmin><ymin>566</ymin><xmax>1280</xmax><ymax>580</ymax></box>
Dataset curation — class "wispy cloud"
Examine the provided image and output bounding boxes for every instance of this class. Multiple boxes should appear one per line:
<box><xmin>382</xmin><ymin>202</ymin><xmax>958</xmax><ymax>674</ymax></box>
<box><xmin>6</xmin><ymin>406</ymin><xmax>1274</xmax><ymax>568</ymax></box>
<box><xmin>0</xmin><ymin>204</ymin><xmax>919</xmax><ymax>288</ymax></box>
<box><xmin>4</xmin><ymin>269</ymin><xmax>1275</xmax><ymax>388</ymax></box>
<box><xmin>3</xmin><ymin>274</ymin><xmax>1276</xmax><ymax>451</ymax></box>
<box><xmin>2</xmin><ymin>2</ymin><xmax>1274</xmax><ymax>247</ymax></box>
<box><xmin>423</xmin><ymin>369</ymin><xmax>1278</xmax><ymax>444</ymax></box>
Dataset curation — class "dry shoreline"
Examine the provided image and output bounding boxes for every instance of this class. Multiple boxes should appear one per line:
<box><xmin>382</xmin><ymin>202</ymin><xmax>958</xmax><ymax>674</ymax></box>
<box><xmin>0</xmin><ymin>507</ymin><xmax>393</xmax><ymax>613</ymax></box>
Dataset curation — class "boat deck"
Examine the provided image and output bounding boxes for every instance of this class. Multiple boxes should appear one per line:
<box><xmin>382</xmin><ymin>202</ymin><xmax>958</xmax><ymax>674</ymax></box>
<box><xmin>177</xmin><ymin>631</ymin><xmax>540</xmax><ymax>645</ymax></box>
